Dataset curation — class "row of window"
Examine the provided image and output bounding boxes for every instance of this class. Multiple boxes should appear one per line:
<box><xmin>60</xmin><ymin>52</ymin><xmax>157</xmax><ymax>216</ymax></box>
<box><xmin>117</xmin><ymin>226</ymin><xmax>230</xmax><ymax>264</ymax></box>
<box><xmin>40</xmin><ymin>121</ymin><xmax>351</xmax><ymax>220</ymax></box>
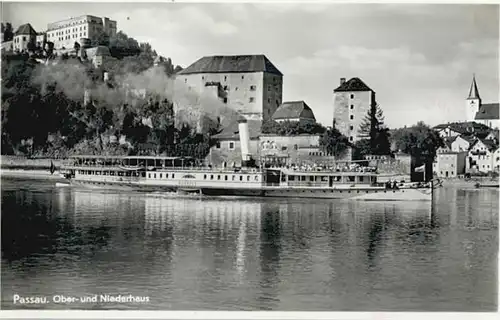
<box><xmin>288</xmin><ymin>175</ymin><xmax>366</xmax><ymax>182</ymax></box>
<box><xmin>52</xmin><ymin>33</ymin><xmax>87</xmax><ymax>41</ymax></box>
<box><xmin>308</xmin><ymin>152</ymin><xmax>326</xmax><ymax>156</ymax></box>
<box><xmin>203</xmin><ymin>174</ymin><xmax>259</xmax><ymax>182</ymax></box>
<box><xmin>148</xmin><ymin>173</ymin><xmax>175</xmax><ymax>179</ymax></box>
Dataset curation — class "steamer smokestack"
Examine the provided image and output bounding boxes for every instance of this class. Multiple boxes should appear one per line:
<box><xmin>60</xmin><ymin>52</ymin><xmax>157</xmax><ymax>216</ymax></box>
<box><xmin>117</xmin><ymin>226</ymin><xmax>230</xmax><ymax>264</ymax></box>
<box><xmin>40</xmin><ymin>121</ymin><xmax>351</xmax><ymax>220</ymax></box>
<box><xmin>238</xmin><ymin>117</ymin><xmax>251</xmax><ymax>166</ymax></box>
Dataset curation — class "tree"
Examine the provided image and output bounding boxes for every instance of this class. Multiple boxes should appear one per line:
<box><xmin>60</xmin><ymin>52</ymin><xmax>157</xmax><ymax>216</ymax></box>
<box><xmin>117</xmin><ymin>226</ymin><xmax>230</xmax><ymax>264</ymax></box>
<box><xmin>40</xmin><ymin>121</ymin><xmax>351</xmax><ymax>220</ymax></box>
<box><xmin>391</xmin><ymin>121</ymin><xmax>444</xmax><ymax>180</ymax></box>
<box><xmin>319</xmin><ymin>128</ymin><xmax>351</xmax><ymax>157</ymax></box>
<box><xmin>2</xmin><ymin>23</ymin><xmax>14</xmax><ymax>42</ymax></box>
<box><xmin>356</xmin><ymin>102</ymin><xmax>391</xmax><ymax>157</ymax></box>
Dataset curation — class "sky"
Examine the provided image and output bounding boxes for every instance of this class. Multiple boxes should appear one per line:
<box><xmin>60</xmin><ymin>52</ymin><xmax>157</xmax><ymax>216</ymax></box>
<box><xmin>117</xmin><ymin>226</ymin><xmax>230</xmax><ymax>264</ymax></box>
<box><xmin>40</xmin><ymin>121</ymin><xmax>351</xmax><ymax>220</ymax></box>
<box><xmin>2</xmin><ymin>1</ymin><xmax>499</xmax><ymax>128</ymax></box>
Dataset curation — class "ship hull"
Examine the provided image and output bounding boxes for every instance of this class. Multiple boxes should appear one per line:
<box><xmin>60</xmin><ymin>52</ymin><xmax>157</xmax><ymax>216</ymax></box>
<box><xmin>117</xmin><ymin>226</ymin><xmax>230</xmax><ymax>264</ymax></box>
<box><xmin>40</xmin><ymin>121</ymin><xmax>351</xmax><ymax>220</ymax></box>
<box><xmin>68</xmin><ymin>179</ymin><xmax>432</xmax><ymax>201</ymax></box>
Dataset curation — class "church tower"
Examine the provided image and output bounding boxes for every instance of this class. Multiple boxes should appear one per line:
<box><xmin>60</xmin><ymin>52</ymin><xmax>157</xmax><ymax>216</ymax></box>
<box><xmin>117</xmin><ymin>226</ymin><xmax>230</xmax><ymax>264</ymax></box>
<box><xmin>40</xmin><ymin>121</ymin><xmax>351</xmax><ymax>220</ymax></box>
<box><xmin>466</xmin><ymin>74</ymin><xmax>481</xmax><ymax>122</ymax></box>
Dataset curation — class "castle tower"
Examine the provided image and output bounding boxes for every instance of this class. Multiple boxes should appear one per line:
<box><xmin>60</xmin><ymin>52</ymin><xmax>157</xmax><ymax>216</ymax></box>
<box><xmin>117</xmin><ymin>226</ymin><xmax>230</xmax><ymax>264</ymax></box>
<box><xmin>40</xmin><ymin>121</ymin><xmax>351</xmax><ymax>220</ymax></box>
<box><xmin>466</xmin><ymin>74</ymin><xmax>481</xmax><ymax>122</ymax></box>
<box><xmin>333</xmin><ymin>77</ymin><xmax>375</xmax><ymax>143</ymax></box>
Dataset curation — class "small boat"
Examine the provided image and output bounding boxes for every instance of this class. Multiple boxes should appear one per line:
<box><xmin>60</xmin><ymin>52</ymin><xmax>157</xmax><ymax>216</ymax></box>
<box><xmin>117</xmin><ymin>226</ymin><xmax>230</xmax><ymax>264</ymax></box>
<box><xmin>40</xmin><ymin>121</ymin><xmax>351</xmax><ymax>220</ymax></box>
<box><xmin>55</xmin><ymin>182</ymin><xmax>71</xmax><ymax>187</ymax></box>
<box><xmin>475</xmin><ymin>181</ymin><xmax>500</xmax><ymax>188</ymax></box>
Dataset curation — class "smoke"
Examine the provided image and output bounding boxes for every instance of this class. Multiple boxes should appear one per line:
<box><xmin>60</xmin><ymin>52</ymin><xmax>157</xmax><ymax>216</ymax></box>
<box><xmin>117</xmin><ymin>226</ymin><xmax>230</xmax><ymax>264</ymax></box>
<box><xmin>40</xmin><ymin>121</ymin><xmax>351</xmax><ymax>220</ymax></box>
<box><xmin>31</xmin><ymin>58</ymin><xmax>243</xmax><ymax>131</ymax></box>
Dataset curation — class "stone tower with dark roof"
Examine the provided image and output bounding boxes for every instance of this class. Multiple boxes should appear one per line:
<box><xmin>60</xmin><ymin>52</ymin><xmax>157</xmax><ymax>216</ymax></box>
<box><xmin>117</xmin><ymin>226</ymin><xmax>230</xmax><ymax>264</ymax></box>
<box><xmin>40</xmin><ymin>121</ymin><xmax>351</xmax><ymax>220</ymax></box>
<box><xmin>174</xmin><ymin>54</ymin><xmax>283</xmax><ymax>133</ymax></box>
<box><xmin>333</xmin><ymin>77</ymin><xmax>376</xmax><ymax>143</ymax></box>
<box><xmin>466</xmin><ymin>74</ymin><xmax>481</xmax><ymax>122</ymax></box>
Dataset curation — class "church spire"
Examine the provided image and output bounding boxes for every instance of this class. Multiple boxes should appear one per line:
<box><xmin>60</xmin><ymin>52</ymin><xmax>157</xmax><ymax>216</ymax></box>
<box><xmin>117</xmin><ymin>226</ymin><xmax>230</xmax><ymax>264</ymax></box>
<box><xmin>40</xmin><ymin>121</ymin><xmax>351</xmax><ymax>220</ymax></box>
<box><xmin>467</xmin><ymin>74</ymin><xmax>481</xmax><ymax>100</ymax></box>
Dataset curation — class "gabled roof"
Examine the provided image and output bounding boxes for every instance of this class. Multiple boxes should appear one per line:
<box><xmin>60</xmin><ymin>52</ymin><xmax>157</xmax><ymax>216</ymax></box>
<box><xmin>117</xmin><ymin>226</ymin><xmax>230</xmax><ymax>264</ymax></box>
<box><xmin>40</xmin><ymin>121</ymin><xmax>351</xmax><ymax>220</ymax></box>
<box><xmin>212</xmin><ymin>119</ymin><xmax>261</xmax><ymax>140</ymax></box>
<box><xmin>454</xmin><ymin>134</ymin><xmax>476</xmax><ymax>145</ymax></box>
<box><xmin>15</xmin><ymin>23</ymin><xmax>37</xmax><ymax>36</ymax></box>
<box><xmin>443</xmin><ymin>136</ymin><xmax>456</xmax><ymax>149</ymax></box>
<box><xmin>475</xmin><ymin>103</ymin><xmax>499</xmax><ymax>120</ymax></box>
<box><xmin>485</xmin><ymin>130</ymin><xmax>499</xmax><ymax>141</ymax></box>
<box><xmin>271</xmin><ymin>101</ymin><xmax>316</xmax><ymax>121</ymax></box>
<box><xmin>178</xmin><ymin>55</ymin><xmax>282</xmax><ymax>76</ymax></box>
<box><xmin>471</xmin><ymin>138</ymin><xmax>498</xmax><ymax>152</ymax></box>
<box><xmin>333</xmin><ymin>77</ymin><xmax>373</xmax><ymax>92</ymax></box>
<box><xmin>467</xmin><ymin>75</ymin><xmax>481</xmax><ymax>100</ymax></box>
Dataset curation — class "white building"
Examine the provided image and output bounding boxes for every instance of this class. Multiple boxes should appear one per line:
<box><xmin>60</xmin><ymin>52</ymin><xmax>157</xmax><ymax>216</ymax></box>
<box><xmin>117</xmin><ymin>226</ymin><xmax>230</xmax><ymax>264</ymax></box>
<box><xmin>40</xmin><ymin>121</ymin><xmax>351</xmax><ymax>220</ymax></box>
<box><xmin>467</xmin><ymin>139</ymin><xmax>498</xmax><ymax>173</ymax></box>
<box><xmin>46</xmin><ymin>15</ymin><xmax>117</xmax><ymax>49</ymax></box>
<box><xmin>433</xmin><ymin>151</ymin><xmax>467</xmax><ymax>178</ymax></box>
<box><xmin>451</xmin><ymin>135</ymin><xmax>476</xmax><ymax>152</ymax></box>
<box><xmin>12</xmin><ymin>23</ymin><xmax>37</xmax><ymax>52</ymax></box>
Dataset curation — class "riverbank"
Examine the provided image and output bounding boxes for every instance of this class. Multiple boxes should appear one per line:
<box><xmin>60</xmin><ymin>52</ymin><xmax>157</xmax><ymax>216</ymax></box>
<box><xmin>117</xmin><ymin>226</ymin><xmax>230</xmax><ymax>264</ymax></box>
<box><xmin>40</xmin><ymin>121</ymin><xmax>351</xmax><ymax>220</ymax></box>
<box><xmin>0</xmin><ymin>169</ymin><xmax>66</xmax><ymax>181</ymax></box>
<box><xmin>1</xmin><ymin>156</ymin><xmax>63</xmax><ymax>170</ymax></box>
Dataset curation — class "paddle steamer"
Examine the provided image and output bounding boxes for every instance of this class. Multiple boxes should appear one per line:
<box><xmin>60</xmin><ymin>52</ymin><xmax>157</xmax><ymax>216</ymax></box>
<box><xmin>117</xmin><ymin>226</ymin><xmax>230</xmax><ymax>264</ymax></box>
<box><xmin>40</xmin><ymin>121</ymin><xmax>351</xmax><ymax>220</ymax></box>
<box><xmin>60</xmin><ymin>120</ymin><xmax>437</xmax><ymax>201</ymax></box>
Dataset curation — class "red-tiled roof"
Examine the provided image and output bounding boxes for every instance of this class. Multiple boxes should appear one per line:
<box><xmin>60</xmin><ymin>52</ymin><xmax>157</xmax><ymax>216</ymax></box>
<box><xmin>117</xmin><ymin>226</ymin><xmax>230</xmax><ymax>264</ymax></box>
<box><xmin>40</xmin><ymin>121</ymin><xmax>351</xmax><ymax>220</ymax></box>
<box><xmin>178</xmin><ymin>55</ymin><xmax>282</xmax><ymax>76</ymax></box>
<box><xmin>475</xmin><ymin>103</ymin><xmax>499</xmax><ymax>120</ymax></box>
<box><xmin>271</xmin><ymin>101</ymin><xmax>316</xmax><ymax>121</ymax></box>
<box><xmin>333</xmin><ymin>77</ymin><xmax>373</xmax><ymax>92</ymax></box>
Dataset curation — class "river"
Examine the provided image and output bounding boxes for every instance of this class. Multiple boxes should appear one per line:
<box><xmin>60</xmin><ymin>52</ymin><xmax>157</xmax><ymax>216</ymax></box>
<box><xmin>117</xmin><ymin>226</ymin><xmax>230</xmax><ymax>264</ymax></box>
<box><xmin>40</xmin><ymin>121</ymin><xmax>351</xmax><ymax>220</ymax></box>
<box><xmin>1</xmin><ymin>177</ymin><xmax>498</xmax><ymax>311</ymax></box>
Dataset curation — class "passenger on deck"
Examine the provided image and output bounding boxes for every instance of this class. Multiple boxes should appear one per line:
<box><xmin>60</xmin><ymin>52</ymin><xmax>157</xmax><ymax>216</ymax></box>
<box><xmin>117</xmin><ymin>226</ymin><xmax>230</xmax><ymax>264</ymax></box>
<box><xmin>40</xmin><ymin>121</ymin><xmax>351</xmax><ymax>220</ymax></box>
<box><xmin>392</xmin><ymin>180</ymin><xmax>398</xmax><ymax>190</ymax></box>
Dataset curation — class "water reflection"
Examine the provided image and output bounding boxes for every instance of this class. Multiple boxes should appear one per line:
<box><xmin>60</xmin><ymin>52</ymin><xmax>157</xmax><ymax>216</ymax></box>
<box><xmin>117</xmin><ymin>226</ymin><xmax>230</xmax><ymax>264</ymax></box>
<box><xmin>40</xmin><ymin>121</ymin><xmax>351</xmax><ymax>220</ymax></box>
<box><xmin>1</xmin><ymin>179</ymin><xmax>498</xmax><ymax>311</ymax></box>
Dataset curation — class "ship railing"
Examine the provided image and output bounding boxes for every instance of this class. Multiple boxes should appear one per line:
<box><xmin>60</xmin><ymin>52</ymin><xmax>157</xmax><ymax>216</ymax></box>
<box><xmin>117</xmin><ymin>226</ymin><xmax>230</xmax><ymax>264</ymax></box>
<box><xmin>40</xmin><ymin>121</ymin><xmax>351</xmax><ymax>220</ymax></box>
<box><xmin>62</xmin><ymin>162</ymin><xmax>264</xmax><ymax>174</ymax></box>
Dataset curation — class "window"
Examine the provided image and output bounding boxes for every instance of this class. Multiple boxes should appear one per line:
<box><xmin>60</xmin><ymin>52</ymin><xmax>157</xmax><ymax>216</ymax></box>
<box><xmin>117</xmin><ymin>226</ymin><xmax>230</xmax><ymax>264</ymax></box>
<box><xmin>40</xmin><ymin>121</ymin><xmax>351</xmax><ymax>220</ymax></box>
<box><xmin>240</xmin><ymin>176</ymin><xmax>243</xmax><ymax>181</ymax></box>
<box><xmin>159</xmin><ymin>174</ymin><xmax>162</xmax><ymax>178</ymax></box>
<box><xmin>247</xmin><ymin>176</ymin><xmax>251</xmax><ymax>181</ymax></box>
<box><xmin>224</xmin><ymin>76</ymin><xmax>227</xmax><ymax>81</ymax></box>
<box><xmin>268</xmin><ymin>98</ymin><xmax>271</xmax><ymax>103</ymax></box>
<box><xmin>249</xmin><ymin>97</ymin><xmax>255</xmax><ymax>103</ymax></box>
<box><xmin>232</xmin><ymin>175</ymin><xmax>235</xmax><ymax>181</ymax></box>
<box><xmin>223</xmin><ymin>98</ymin><xmax>228</xmax><ymax>104</ymax></box>
<box><xmin>148</xmin><ymin>173</ymin><xmax>151</xmax><ymax>178</ymax></box>
<box><xmin>216</xmin><ymin>142</ymin><xmax>221</xmax><ymax>149</ymax></box>
<box><xmin>235</xmin><ymin>87</ymin><xmax>238</xmax><ymax>91</ymax></box>
<box><xmin>202</xmin><ymin>76</ymin><xmax>205</xmax><ymax>80</ymax></box>
<box><xmin>350</xmin><ymin>115</ymin><xmax>354</xmax><ymax>120</ymax></box>
<box><xmin>217</xmin><ymin>175</ymin><xmax>221</xmax><ymax>180</ymax></box>
<box><xmin>184</xmin><ymin>78</ymin><xmax>187</xmax><ymax>83</ymax></box>
<box><xmin>349</xmin><ymin>125</ymin><xmax>353</xmax><ymax>130</ymax></box>
<box><xmin>154</xmin><ymin>174</ymin><xmax>157</xmax><ymax>179</ymax></box>
<box><xmin>350</xmin><ymin>105</ymin><xmax>354</xmax><ymax>109</ymax></box>
<box><xmin>350</xmin><ymin>136</ymin><xmax>353</xmax><ymax>141</ymax></box>
<box><xmin>204</xmin><ymin>174</ymin><xmax>207</xmax><ymax>179</ymax></box>
<box><xmin>229</xmin><ymin>142</ymin><xmax>235</xmax><ymax>149</ymax></box>
<box><xmin>241</xmin><ymin>75</ymin><xmax>245</xmax><ymax>80</ymax></box>
<box><xmin>172</xmin><ymin>174</ymin><xmax>175</xmax><ymax>178</ymax></box>
<box><xmin>250</xmin><ymin>85</ymin><xmax>256</xmax><ymax>91</ymax></box>
<box><xmin>268</xmin><ymin>85</ymin><xmax>271</xmax><ymax>91</ymax></box>
<box><xmin>294</xmin><ymin>144</ymin><xmax>298</xmax><ymax>150</ymax></box>
<box><xmin>225</xmin><ymin>175</ymin><xmax>228</xmax><ymax>181</ymax></box>
<box><xmin>350</xmin><ymin>94</ymin><xmax>354</xmax><ymax>99</ymax></box>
